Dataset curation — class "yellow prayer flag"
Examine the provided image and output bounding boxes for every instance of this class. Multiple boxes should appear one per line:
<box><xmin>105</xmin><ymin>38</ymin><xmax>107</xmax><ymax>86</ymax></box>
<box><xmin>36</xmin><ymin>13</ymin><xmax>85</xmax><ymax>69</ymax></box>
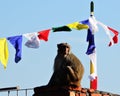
<box><xmin>67</xmin><ymin>22</ymin><xmax>89</xmax><ymax>30</ymax></box>
<box><xmin>0</xmin><ymin>38</ymin><xmax>9</xmax><ymax>69</ymax></box>
<box><xmin>90</xmin><ymin>61</ymin><xmax>95</xmax><ymax>74</ymax></box>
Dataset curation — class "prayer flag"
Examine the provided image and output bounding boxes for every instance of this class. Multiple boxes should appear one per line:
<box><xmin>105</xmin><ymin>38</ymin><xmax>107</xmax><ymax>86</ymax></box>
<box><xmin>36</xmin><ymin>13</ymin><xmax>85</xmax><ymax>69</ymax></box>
<box><xmin>97</xmin><ymin>21</ymin><xmax>114</xmax><ymax>46</ymax></box>
<box><xmin>23</xmin><ymin>32</ymin><xmax>40</xmax><ymax>48</ymax></box>
<box><xmin>67</xmin><ymin>22</ymin><xmax>89</xmax><ymax>30</ymax></box>
<box><xmin>52</xmin><ymin>26</ymin><xmax>72</xmax><ymax>32</ymax></box>
<box><xmin>38</xmin><ymin>29</ymin><xmax>51</xmax><ymax>41</ymax></box>
<box><xmin>88</xmin><ymin>16</ymin><xmax>98</xmax><ymax>33</ymax></box>
<box><xmin>86</xmin><ymin>29</ymin><xmax>95</xmax><ymax>55</ymax></box>
<box><xmin>108</xmin><ymin>27</ymin><xmax>119</xmax><ymax>46</ymax></box>
<box><xmin>81</xmin><ymin>18</ymin><xmax>97</xmax><ymax>90</ymax></box>
<box><xmin>81</xmin><ymin>19</ymin><xmax>96</xmax><ymax>55</ymax></box>
<box><xmin>0</xmin><ymin>38</ymin><xmax>9</xmax><ymax>69</ymax></box>
<box><xmin>7</xmin><ymin>35</ymin><xmax>22</xmax><ymax>63</ymax></box>
<box><xmin>89</xmin><ymin>50</ymin><xmax>97</xmax><ymax>89</ymax></box>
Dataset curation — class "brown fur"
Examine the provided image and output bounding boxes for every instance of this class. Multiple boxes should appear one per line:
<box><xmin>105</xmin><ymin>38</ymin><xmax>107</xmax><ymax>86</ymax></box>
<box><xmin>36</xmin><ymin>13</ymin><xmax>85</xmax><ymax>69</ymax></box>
<box><xmin>48</xmin><ymin>43</ymin><xmax>84</xmax><ymax>87</ymax></box>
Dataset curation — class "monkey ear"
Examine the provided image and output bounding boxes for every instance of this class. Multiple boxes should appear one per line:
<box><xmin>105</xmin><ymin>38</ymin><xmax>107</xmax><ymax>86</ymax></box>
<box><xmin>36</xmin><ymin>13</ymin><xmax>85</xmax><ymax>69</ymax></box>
<box><xmin>57</xmin><ymin>43</ymin><xmax>62</xmax><ymax>49</ymax></box>
<box><xmin>57</xmin><ymin>43</ymin><xmax>63</xmax><ymax>48</ymax></box>
<box><xmin>65</xmin><ymin>42</ymin><xmax>67</xmax><ymax>44</ymax></box>
<box><xmin>57</xmin><ymin>44</ymin><xmax>60</xmax><ymax>48</ymax></box>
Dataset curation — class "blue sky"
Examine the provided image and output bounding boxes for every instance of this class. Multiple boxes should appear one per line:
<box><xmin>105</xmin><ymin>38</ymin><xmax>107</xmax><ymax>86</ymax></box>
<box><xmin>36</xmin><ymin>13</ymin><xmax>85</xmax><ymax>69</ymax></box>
<box><xmin>0</xmin><ymin>0</ymin><xmax>120</xmax><ymax>95</ymax></box>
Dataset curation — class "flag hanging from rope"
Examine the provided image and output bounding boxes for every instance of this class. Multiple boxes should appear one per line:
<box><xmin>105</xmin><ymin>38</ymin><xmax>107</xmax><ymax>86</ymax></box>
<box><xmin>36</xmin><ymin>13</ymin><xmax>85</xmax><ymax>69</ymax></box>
<box><xmin>0</xmin><ymin>38</ymin><xmax>9</xmax><ymax>69</ymax></box>
<box><xmin>23</xmin><ymin>32</ymin><xmax>40</xmax><ymax>48</ymax></box>
<box><xmin>7</xmin><ymin>35</ymin><xmax>23</xmax><ymax>63</ymax></box>
<box><xmin>81</xmin><ymin>17</ymin><xmax>98</xmax><ymax>90</ymax></box>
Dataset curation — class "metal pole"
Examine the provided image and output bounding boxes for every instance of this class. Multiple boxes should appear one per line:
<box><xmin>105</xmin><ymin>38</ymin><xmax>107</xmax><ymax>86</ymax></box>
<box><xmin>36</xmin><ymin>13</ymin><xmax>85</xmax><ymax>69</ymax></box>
<box><xmin>90</xmin><ymin>1</ymin><xmax>94</xmax><ymax>16</ymax></box>
<box><xmin>0</xmin><ymin>86</ymin><xmax>19</xmax><ymax>91</ymax></box>
<box><xmin>25</xmin><ymin>89</ymin><xmax>27</xmax><ymax>96</ymax></box>
<box><xmin>90</xmin><ymin>1</ymin><xmax>98</xmax><ymax>90</ymax></box>
<box><xmin>17</xmin><ymin>90</ymin><xmax>19</xmax><ymax>96</ymax></box>
<box><xmin>8</xmin><ymin>91</ymin><xmax>10</xmax><ymax>96</ymax></box>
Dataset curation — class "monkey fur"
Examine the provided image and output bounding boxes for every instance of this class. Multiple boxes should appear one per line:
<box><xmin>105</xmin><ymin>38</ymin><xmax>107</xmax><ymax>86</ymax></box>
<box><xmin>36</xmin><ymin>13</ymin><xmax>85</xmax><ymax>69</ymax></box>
<box><xmin>48</xmin><ymin>43</ymin><xmax>84</xmax><ymax>87</ymax></box>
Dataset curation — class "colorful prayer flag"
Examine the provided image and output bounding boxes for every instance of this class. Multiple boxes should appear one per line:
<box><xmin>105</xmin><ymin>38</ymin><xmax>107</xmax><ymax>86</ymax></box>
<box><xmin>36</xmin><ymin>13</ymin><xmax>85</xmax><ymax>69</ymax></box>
<box><xmin>97</xmin><ymin>21</ymin><xmax>114</xmax><ymax>46</ymax></box>
<box><xmin>108</xmin><ymin>27</ymin><xmax>119</xmax><ymax>46</ymax></box>
<box><xmin>81</xmin><ymin>18</ymin><xmax>97</xmax><ymax>90</ymax></box>
<box><xmin>7</xmin><ymin>35</ymin><xmax>22</xmax><ymax>63</ymax></box>
<box><xmin>86</xmin><ymin>29</ymin><xmax>97</xmax><ymax>90</ymax></box>
<box><xmin>52</xmin><ymin>26</ymin><xmax>72</xmax><ymax>32</ymax></box>
<box><xmin>38</xmin><ymin>29</ymin><xmax>51</xmax><ymax>41</ymax></box>
<box><xmin>23</xmin><ymin>32</ymin><xmax>40</xmax><ymax>48</ymax></box>
<box><xmin>86</xmin><ymin>29</ymin><xmax>96</xmax><ymax>55</ymax></box>
<box><xmin>0</xmin><ymin>38</ymin><xmax>9</xmax><ymax>69</ymax></box>
<box><xmin>89</xmin><ymin>50</ymin><xmax>97</xmax><ymax>89</ymax></box>
<box><xmin>67</xmin><ymin>22</ymin><xmax>89</xmax><ymax>30</ymax></box>
<box><xmin>88</xmin><ymin>16</ymin><xmax>98</xmax><ymax>33</ymax></box>
<box><xmin>81</xmin><ymin>19</ymin><xmax>96</xmax><ymax>55</ymax></box>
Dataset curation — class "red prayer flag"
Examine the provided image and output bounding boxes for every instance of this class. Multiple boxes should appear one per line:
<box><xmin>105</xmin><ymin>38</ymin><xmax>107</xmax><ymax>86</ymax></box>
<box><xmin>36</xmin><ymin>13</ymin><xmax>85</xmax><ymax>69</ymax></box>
<box><xmin>90</xmin><ymin>77</ymin><xmax>97</xmax><ymax>90</ymax></box>
<box><xmin>107</xmin><ymin>27</ymin><xmax>119</xmax><ymax>46</ymax></box>
<box><xmin>38</xmin><ymin>29</ymin><xmax>51</xmax><ymax>41</ymax></box>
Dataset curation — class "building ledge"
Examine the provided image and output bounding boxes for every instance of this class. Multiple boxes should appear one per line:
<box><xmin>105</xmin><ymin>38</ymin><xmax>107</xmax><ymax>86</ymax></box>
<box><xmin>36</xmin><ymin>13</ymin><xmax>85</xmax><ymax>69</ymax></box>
<box><xmin>33</xmin><ymin>85</ymin><xmax>120</xmax><ymax>96</ymax></box>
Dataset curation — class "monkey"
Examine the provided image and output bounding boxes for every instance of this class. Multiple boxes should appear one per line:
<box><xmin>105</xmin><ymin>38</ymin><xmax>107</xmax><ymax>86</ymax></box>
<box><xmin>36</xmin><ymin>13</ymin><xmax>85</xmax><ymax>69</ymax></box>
<box><xmin>47</xmin><ymin>43</ymin><xmax>84</xmax><ymax>87</ymax></box>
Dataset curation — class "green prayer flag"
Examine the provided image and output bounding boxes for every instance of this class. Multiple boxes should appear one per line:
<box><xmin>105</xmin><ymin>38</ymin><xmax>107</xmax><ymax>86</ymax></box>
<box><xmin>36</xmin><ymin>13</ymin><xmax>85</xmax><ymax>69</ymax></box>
<box><xmin>52</xmin><ymin>26</ymin><xmax>72</xmax><ymax>32</ymax></box>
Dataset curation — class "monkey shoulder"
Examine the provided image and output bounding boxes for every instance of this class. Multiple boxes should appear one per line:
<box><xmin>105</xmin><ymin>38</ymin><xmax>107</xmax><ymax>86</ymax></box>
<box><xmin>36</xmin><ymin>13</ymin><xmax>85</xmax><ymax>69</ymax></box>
<box><xmin>53</xmin><ymin>55</ymin><xmax>66</xmax><ymax>71</ymax></box>
<box><xmin>67</xmin><ymin>53</ymin><xmax>82</xmax><ymax>64</ymax></box>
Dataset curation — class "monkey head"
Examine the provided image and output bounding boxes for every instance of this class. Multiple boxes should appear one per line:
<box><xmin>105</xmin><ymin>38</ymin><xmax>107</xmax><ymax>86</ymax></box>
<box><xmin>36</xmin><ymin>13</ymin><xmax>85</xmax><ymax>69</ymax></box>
<box><xmin>57</xmin><ymin>43</ymin><xmax>71</xmax><ymax>56</ymax></box>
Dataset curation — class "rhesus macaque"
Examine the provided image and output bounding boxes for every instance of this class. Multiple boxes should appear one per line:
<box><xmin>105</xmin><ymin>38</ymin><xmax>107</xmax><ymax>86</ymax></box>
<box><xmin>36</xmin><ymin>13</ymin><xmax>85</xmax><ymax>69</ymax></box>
<box><xmin>48</xmin><ymin>43</ymin><xmax>84</xmax><ymax>87</ymax></box>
